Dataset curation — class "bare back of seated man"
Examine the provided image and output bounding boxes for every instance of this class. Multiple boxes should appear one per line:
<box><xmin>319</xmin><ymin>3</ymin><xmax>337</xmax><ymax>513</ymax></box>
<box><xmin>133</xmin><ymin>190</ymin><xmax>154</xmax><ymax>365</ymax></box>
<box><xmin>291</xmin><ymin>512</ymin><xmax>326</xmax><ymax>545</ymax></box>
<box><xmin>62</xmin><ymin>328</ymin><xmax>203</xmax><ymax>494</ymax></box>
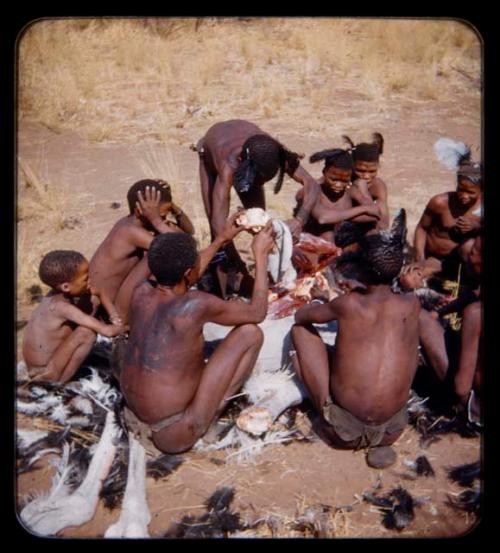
<box><xmin>120</xmin><ymin>218</ymin><xmax>275</xmax><ymax>454</ymax></box>
<box><xmin>291</xmin><ymin>213</ymin><xmax>421</xmax><ymax>468</ymax></box>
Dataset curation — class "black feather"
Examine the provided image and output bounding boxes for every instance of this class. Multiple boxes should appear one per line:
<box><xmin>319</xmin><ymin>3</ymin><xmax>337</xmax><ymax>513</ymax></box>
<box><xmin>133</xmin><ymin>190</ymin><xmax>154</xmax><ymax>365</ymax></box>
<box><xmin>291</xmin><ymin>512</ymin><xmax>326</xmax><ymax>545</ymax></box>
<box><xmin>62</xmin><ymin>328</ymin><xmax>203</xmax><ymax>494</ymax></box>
<box><xmin>414</xmin><ymin>455</ymin><xmax>435</xmax><ymax>477</ymax></box>
<box><xmin>447</xmin><ymin>489</ymin><xmax>481</xmax><ymax>514</ymax></box>
<box><xmin>146</xmin><ymin>454</ymin><xmax>184</xmax><ymax>480</ymax></box>
<box><xmin>164</xmin><ymin>487</ymin><xmax>245</xmax><ymax>538</ymax></box>
<box><xmin>364</xmin><ymin>487</ymin><xmax>416</xmax><ymax>531</ymax></box>
<box><xmin>447</xmin><ymin>461</ymin><xmax>481</xmax><ymax>487</ymax></box>
<box><xmin>205</xmin><ymin>487</ymin><xmax>235</xmax><ymax>512</ymax></box>
<box><xmin>17</xmin><ymin>428</ymin><xmax>70</xmax><ymax>459</ymax></box>
<box><xmin>100</xmin><ymin>446</ymin><xmax>129</xmax><ymax>510</ymax></box>
<box><xmin>409</xmin><ymin>408</ymin><xmax>480</xmax><ymax>448</ymax></box>
<box><xmin>382</xmin><ymin>488</ymin><xmax>415</xmax><ymax>531</ymax></box>
<box><xmin>66</xmin><ymin>446</ymin><xmax>93</xmax><ymax>490</ymax></box>
<box><xmin>362</xmin><ymin>492</ymin><xmax>393</xmax><ymax>509</ymax></box>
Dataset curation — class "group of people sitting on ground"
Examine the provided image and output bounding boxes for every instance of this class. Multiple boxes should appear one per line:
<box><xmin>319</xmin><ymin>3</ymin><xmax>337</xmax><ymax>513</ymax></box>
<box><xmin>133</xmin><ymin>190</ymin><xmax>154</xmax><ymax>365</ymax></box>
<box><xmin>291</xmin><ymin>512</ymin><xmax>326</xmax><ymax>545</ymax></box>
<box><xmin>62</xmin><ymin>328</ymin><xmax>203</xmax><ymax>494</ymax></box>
<box><xmin>21</xmin><ymin>119</ymin><xmax>483</xmax><ymax>469</ymax></box>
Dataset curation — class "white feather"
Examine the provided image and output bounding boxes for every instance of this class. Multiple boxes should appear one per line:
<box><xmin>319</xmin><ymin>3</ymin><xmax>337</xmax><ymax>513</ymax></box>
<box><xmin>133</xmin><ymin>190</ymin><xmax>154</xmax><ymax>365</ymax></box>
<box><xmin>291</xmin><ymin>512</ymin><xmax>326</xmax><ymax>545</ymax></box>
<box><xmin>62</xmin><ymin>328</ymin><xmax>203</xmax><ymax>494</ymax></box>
<box><xmin>17</xmin><ymin>394</ymin><xmax>62</xmax><ymax>416</ymax></box>
<box><xmin>198</xmin><ymin>426</ymin><xmax>297</xmax><ymax>464</ymax></box>
<box><xmin>434</xmin><ymin>137</ymin><xmax>470</xmax><ymax>170</ymax></box>
<box><xmin>17</xmin><ymin>361</ymin><xmax>30</xmax><ymax>382</ymax></box>
<box><xmin>49</xmin><ymin>403</ymin><xmax>71</xmax><ymax>424</ymax></box>
<box><xmin>78</xmin><ymin>368</ymin><xmax>120</xmax><ymax>409</ymax></box>
<box><xmin>27</xmin><ymin>448</ymin><xmax>61</xmax><ymax>468</ymax></box>
<box><xmin>68</xmin><ymin>396</ymin><xmax>94</xmax><ymax>416</ymax></box>
<box><xmin>65</xmin><ymin>416</ymin><xmax>91</xmax><ymax>427</ymax></box>
<box><xmin>17</xmin><ymin>429</ymin><xmax>49</xmax><ymax>450</ymax></box>
<box><xmin>29</xmin><ymin>386</ymin><xmax>49</xmax><ymax>398</ymax></box>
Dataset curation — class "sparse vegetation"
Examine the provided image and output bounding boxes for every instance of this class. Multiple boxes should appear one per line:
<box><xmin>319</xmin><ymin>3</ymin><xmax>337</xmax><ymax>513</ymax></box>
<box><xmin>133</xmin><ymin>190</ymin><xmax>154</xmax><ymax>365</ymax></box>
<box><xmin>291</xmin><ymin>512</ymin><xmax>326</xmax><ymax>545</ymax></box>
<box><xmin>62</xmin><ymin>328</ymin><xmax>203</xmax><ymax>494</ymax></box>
<box><xmin>18</xmin><ymin>18</ymin><xmax>480</xmax><ymax>144</ymax></box>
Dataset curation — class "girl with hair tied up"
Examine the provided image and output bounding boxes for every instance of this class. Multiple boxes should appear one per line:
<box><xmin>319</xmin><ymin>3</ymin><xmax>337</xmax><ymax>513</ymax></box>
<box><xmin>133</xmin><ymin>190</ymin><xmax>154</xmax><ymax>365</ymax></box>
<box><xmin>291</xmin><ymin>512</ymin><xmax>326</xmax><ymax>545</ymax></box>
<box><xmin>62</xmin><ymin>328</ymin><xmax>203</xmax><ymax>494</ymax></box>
<box><xmin>294</xmin><ymin>143</ymin><xmax>381</xmax><ymax>245</ymax></box>
<box><xmin>192</xmin><ymin>119</ymin><xmax>320</xmax><ymax>299</ymax></box>
<box><xmin>343</xmin><ymin>132</ymin><xmax>390</xmax><ymax>229</ymax></box>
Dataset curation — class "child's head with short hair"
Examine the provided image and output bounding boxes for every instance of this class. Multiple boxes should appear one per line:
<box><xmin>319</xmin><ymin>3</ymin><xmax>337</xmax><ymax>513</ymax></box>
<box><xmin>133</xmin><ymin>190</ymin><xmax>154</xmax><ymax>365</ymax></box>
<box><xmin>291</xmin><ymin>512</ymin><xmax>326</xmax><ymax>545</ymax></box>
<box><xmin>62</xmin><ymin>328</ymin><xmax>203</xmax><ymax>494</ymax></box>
<box><xmin>39</xmin><ymin>250</ymin><xmax>90</xmax><ymax>295</ymax></box>
<box><xmin>331</xmin><ymin>251</ymin><xmax>372</xmax><ymax>292</ymax></box>
<box><xmin>148</xmin><ymin>232</ymin><xmax>199</xmax><ymax>286</ymax></box>
<box><xmin>234</xmin><ymin>134</ymin><xmax>302</xmax><ymax>195</ymax></box>
<box><xmin>127</xmin><ymin>179</ymin><xmax>173</xmax><ymax>215</ymax></box>
<box><xmin>309</xmin><ymin>147</ymin><xmax>353</xmax><ymax>194</ymax></box>
<box><xmin>343</xmin><ymin>133</ymin><xmax>384</xmax><ymax>184</ymax></box>
<box><xmin>334</xmin><ymin>221</ymin><xmax>365</xmax><ymax>249</ymax></box>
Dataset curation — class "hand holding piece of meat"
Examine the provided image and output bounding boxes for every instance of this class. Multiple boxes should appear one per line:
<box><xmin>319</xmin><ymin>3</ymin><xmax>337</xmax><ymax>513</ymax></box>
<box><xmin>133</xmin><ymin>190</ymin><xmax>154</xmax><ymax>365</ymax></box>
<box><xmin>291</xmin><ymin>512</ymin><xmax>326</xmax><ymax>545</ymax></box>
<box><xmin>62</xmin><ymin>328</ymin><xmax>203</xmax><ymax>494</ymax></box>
<box><xmin>219</xmin><ymin>211</ymin><xmax>246</xmax><ymax>243</ymax></box>
<box><xmin>251</xmin><ymin>221</ymin><xmax>275</xmax><ymax>260</ymax></box>
<box><xmin>236</xmin><ymin>207</ymin><xmax>271</xmax><ymax>233</ymax></box>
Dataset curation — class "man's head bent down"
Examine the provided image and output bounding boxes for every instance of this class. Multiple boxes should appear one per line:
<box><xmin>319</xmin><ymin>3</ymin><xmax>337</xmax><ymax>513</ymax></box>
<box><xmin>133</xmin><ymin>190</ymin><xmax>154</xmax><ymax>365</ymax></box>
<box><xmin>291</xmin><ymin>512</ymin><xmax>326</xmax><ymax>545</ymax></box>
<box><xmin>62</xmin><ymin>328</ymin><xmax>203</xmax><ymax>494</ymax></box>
<box><xmin>148</xmin><ymin>232</ymin><xmax>198</xmax><ymax>286</ymax></box>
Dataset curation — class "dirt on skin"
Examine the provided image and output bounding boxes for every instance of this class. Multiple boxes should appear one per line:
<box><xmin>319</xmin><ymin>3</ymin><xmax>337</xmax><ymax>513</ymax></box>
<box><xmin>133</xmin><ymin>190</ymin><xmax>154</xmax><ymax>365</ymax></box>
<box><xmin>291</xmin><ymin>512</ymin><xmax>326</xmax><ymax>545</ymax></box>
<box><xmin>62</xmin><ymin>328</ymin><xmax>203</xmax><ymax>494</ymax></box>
<box><xmin>16</xmin><ymin>81</ymin><xmax>481</xmax><ymax>539</ymax></box>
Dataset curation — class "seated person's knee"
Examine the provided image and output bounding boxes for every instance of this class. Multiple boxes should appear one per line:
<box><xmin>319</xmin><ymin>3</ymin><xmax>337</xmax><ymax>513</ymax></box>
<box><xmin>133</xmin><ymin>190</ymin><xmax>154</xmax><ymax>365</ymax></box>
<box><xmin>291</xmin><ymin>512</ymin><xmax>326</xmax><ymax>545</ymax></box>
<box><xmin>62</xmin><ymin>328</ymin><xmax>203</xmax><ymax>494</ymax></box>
<box><xmin>75</xmin><ymin>326</ymin><xmax>97</xmax><ymax>344</ymax></box>
<box><xmin>239</xmin><ymin>323</ymin><xmax>264</xmax><ymax>345</ymax></box>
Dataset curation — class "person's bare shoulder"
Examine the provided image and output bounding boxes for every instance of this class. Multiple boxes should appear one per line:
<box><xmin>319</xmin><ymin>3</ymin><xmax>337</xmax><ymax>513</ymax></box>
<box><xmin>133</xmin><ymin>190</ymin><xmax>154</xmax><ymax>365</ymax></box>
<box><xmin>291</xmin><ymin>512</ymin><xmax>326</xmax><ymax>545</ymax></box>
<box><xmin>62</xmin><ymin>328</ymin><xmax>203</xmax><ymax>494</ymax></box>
<box><xmin>397</xmin><ymin>290</ymin><xmax>421</xmax><ymax>313</ymax></box>
<box><xmin>370</xmin><ymin>177</ymin><xmax>388</xmax><ymax>194</ymax></box>
<box><xmin>331</xmin><ymin>291</ymin><xmax>358</xmax><ymax>313</ymax></box>
<box><xmin>426</xmin><ymin>192</ymin><xmax>451</xmax><ymax>212</ymax></box>
<box><xmin>133</xmin><ymin>278</ymin><xmax>152</xmax><ymax>296</ymax></box>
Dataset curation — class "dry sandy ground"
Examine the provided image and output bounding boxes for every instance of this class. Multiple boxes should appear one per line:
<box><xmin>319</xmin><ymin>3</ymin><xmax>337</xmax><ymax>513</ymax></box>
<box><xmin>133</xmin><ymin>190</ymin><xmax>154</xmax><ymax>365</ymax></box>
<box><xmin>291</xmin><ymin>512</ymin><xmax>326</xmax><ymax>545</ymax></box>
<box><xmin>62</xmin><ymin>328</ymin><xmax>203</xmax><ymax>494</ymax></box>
<box><xmin>15</xmin><ymin>27</ymin><xmax>481</xmax><ymax>537</ymax></box>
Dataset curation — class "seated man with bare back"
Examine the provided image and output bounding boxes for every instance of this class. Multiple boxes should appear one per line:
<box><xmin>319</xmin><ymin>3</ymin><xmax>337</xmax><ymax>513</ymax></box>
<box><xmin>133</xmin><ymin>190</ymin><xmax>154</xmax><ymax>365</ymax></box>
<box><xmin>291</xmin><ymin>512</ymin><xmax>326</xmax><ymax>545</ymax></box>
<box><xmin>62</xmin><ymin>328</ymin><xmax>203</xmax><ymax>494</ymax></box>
<box><xmin>120</xmin><ymin>218</ymin><xmax>275</xmax><ymax>454</ymax></box>
<box><xmin>89</xmin><ymin>179</ymin><xmax>194</xmax><ymax>324</ymax></box>
<box><xmin>291</xmin><ymin>212</ymin><xmax>421</xmax><ymax>468</ymax></box>
<box><xmin>193</xmin><ymin>119</ymin><xmax>320</xmax><ymax>297</ymax></box>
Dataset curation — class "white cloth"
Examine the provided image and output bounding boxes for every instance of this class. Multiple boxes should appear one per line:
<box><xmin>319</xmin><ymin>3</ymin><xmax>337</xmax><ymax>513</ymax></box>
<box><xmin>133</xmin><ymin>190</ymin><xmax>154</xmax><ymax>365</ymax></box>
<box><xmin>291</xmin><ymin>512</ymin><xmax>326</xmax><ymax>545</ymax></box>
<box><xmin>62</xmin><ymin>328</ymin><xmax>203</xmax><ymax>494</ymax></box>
<box><xmin>267</xmin><ymin>219</ymin><xmax>297</xmax><ymax>289</ymax></box>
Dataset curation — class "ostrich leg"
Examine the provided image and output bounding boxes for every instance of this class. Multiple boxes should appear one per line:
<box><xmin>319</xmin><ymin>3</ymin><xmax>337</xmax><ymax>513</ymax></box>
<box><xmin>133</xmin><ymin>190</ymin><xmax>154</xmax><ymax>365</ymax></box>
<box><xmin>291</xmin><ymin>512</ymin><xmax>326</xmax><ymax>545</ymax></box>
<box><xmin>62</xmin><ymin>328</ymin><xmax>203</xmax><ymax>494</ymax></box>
<box><xmin>20</xmin><ymin>410</ymin><xmax>120</xmax><ymax>536</ymax></box>
<box><xmin>104</xmin><ymin>435</ymin><xmax>151</xmax><ymax>538</ymax></box>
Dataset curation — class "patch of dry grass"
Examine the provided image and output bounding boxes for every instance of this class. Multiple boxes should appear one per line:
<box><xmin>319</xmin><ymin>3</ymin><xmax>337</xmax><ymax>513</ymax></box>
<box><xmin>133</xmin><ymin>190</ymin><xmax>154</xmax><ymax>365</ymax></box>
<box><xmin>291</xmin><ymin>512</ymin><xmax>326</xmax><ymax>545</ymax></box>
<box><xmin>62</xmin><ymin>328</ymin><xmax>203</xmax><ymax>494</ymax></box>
<box><xmin>17</xmin><ymin>157</ymin><xmax>66</xmax><ymax>229</ymax></box>
<box><xmin>18</xmin><ymin>17</ymin><xmax>480</xmax><ymax>145</ymax></box>
<box><xmin>17</xmin><ymin>156</ymin><xmax>96</xmax><ymax>302</ymax></box>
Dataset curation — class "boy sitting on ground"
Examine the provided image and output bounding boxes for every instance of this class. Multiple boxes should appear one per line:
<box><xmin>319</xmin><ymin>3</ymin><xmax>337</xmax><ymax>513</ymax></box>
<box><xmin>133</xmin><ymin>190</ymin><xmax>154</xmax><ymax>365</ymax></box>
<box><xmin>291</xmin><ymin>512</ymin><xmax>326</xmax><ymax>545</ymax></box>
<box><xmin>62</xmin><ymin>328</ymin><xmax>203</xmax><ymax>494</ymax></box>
<box><xmin>291</xmin><ymin>214</ymin><xmax>421</xmax><ymax>469</ymax></box>
<box><xmin>22</xmin><ymin>250</ymin><xmax>124</xmax><ymax>383</ymax></box>
<box><xmin>120</xmin><ymin>216</ymin><xmax>275</xmax><ymax>454</ymax></box>
<box><xmin>89</xmin><ymin>179</ymin><xmax>194</xmax><ymax>324</ymax></box>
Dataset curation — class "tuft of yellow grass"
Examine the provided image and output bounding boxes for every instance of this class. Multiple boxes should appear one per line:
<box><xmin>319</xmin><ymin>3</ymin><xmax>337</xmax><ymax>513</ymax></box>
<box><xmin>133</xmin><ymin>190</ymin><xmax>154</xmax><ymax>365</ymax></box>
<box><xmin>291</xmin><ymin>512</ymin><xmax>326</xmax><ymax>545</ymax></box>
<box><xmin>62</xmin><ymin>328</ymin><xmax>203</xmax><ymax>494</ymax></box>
<box><xmin>18</xmin><ymin>17</ymin><xmax>480</xmax><ymax>145</ymax></box>
<box><xmin>17</xmin><ymin>157</ymin><xmax>67</xmax><ymax>229</ymax></box>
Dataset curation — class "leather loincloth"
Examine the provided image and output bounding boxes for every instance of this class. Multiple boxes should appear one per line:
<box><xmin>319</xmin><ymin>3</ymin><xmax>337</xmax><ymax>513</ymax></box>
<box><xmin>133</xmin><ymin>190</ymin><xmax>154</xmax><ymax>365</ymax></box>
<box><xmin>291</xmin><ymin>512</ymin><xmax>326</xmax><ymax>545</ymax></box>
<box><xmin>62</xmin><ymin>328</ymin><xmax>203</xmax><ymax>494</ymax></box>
<box><xmin>322</xmin><ymin>396</ymin><xmax>408</xmax><ymax>449</ymax></box>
